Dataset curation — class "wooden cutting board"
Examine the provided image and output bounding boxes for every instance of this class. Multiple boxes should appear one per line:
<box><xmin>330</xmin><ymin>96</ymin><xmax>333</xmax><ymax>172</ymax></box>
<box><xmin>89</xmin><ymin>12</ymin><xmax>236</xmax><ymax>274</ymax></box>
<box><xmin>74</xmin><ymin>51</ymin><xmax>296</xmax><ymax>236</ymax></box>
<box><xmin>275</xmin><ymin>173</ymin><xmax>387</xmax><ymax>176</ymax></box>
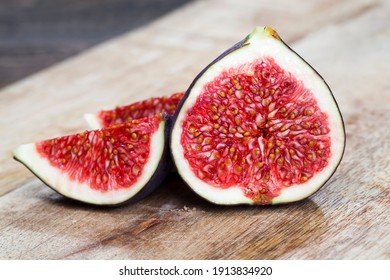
<box><xmin>1</xmin><ymin>0</ymin><xmax>389</xmax><ymax>259</ymax></box>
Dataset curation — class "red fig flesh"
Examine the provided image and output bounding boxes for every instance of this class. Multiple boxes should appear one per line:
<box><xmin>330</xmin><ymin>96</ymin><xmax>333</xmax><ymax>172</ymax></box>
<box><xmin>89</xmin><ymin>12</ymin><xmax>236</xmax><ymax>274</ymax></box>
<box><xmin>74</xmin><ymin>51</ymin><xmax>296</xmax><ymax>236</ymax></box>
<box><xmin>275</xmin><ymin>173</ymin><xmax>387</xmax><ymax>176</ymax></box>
<box><xmin>85</xmin><ymin>92</ymin><xmax>184</xmax><ymax>129</ymax></box>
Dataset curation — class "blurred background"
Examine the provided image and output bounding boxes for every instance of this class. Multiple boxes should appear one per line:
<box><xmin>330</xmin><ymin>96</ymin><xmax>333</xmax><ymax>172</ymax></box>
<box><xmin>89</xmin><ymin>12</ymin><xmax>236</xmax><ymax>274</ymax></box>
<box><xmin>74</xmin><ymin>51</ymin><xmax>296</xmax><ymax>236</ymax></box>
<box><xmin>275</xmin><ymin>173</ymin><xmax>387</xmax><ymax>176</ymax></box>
<box><xmin>0</xmin><ymin>0</ymin><xmax>192</xmax><ymax>89</ymax></box>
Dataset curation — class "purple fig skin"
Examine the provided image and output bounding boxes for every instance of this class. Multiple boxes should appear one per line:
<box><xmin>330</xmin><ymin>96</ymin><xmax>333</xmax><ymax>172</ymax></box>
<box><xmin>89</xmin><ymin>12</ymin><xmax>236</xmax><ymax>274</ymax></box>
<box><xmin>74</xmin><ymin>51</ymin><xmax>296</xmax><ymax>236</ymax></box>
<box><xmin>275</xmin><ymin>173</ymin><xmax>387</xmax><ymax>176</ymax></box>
<box><xmin>169</xmin><ymin>27</ymin><xmax>346</xmax><ymax>205</ymax></box>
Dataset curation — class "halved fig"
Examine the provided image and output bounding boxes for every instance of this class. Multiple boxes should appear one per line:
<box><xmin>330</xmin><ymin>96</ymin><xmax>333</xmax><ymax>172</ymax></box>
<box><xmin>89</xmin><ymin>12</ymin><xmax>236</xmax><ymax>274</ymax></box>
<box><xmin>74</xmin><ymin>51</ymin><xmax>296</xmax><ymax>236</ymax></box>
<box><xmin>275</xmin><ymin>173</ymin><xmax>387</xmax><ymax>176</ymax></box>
<box><xmin>85</xmin><ymin>92</ymin><xmax>184</xmax><ymax>129</ymax></box>
<box><xmin>170</xmin><ymin>27</ymin><xmax>345</xmax><ymax>205</ymax></box>
<box><xmin>13</xmin><ymin>114</ymin><xmax>171</xmax><ymax>206</ymax></box>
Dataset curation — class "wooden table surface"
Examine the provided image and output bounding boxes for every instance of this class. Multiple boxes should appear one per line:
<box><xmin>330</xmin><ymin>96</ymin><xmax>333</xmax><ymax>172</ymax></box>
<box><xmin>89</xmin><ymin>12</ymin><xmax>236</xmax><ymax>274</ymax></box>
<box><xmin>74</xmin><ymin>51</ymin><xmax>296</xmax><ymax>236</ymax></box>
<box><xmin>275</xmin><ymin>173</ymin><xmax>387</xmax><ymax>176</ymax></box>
<box><xmin>0</xmin><ymin>0</ymin><xmax>389</xmax><ymax>259</ymax></box>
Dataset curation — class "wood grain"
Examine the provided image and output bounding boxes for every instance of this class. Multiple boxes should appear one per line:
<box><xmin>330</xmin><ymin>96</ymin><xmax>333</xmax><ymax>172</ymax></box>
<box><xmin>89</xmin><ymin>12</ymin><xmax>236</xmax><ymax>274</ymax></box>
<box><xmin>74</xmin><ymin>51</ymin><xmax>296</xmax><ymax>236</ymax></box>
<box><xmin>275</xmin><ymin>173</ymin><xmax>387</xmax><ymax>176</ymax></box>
<box><xmin>0</xmin><ymin>0</ymin><xmax>389</xmax><ymax>259</ymax></box>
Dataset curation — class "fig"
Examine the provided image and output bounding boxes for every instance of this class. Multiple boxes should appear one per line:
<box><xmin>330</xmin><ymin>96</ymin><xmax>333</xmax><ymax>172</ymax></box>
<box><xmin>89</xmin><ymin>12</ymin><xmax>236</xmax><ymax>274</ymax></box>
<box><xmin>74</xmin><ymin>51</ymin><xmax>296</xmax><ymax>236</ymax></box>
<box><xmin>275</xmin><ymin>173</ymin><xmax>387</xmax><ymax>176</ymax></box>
<box><xmin>170</xmin><ymin>26</ymin><xmax>345</xmax><ymax>205</ymax></box>
<box><xmin>85</xmin><ymin>92</ymin><xmax>184</xmax><ymax>129</ymax></box>
<box><xmin>13</xmin><ymin>114</ymin><xmax>171</xmax><ymax>206</ymax></box>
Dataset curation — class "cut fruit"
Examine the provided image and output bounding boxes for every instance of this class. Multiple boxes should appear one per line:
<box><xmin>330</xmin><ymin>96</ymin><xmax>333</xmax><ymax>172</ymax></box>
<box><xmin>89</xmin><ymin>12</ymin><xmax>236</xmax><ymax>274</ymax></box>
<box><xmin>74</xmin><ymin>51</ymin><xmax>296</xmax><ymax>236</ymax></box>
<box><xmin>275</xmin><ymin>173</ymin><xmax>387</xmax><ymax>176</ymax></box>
<box><xmin>13</xmin><ymin>114</ymin><xmax>172</xmax><ymax>206</ymax></box>
<box><xmin>85</xmin><ymin>92</ymin><xmax>184</xmax><ymax>129</ymax></box>
<box><xmin>170</xmin><ymin>26</ymin><xmax>345</xmax><ymax>205</ymax></box>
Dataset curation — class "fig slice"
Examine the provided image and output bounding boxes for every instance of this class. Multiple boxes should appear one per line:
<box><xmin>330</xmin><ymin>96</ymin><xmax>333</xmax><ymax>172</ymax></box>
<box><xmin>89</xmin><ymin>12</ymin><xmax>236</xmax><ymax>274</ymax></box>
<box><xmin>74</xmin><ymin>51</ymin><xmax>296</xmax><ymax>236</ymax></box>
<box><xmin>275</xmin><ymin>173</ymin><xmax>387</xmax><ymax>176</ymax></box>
<box><xmin>170</xmin><ymin>26</ymin><xmax>345</xmax><ymax>205</ymax></box>
<box><xmin>13</xmin><ymin>114</ymin><xmax>172</xmax><ymax>206</ymax></box>
<box><xmin>85</xmin><ymin>92</ymin><xmax>184</xmax><ymax>129</ymax></box>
